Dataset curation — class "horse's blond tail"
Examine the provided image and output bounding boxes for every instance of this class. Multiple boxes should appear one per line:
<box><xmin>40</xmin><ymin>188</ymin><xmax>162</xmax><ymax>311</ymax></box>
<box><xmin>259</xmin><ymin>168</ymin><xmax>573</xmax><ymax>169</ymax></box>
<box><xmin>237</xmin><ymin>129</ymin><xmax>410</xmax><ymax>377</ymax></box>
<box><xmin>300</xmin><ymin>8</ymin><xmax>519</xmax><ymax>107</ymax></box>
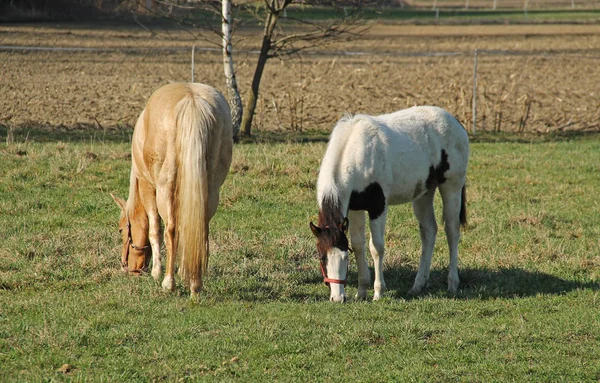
<box><xmin>175</xmin><ymin>90</ymin><xmax>213</xmax><ymax>292</ymax></box>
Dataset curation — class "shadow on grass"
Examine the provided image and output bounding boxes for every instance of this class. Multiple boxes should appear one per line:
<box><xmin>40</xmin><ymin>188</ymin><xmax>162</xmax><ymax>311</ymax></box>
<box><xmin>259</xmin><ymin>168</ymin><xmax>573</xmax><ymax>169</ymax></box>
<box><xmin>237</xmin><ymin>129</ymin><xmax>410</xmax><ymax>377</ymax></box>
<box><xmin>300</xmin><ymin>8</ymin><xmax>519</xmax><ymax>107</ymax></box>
<box><xmin>1</xmin><ymin>123</ymin><xmax>133</xmax><ymax>144</ymax></box>
<box><xmin>1</xmin><ymin>123</ymin><xmax>332</xmax><ymax>145</ymax></box>
<box><xmin>469</xmin><ymin>130</ymin><xmax>600</xmax><ymax>144</ymax></box>
<box><xmin>378</xmin><ymin>265</ymin><xmax>599</xmax><ymax>300</ymax></box>
<box><xmin>3</xmin><ymin>122</ymin><xmax>600</xmax><ymax>145</ymax></box>
<box><xmin>289</xmin><ymin>264</ymin><xmax>598</xmax><ymax>302</ymax></box>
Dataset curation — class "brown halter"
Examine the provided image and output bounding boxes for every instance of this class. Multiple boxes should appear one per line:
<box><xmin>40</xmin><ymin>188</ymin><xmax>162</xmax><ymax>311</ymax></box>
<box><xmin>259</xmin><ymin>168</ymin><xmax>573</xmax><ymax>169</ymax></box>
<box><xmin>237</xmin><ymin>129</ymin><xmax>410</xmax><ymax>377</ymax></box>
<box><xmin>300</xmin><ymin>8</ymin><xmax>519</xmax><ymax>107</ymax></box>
<box><xmin>121</xmin><ymin>220</ymin><xmax>150</xmax><ymax>275</ymax></box>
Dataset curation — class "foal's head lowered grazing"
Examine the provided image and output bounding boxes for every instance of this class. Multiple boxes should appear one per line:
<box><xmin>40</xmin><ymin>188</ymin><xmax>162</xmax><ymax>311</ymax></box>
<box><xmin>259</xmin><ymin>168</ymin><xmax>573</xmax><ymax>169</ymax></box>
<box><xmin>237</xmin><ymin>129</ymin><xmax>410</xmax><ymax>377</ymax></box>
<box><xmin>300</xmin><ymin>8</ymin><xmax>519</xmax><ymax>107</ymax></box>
<box><xmin>310</xmin><ymin>214</ymin><xmax>350</xmax><ymax>303</ymax></box>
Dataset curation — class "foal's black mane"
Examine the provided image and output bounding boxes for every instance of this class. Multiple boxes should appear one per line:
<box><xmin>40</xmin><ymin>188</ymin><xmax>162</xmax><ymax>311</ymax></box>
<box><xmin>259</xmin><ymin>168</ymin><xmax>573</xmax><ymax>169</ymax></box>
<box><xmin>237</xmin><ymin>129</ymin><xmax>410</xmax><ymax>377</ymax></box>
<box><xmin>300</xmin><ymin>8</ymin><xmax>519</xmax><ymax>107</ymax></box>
<box><xmin>315</xmin><ymin>194</ymin><xmax>350</xmax><ymax>254</ymax></box>
<box><xmin>318</xmin><ymin>194</ymin><xmax>345</xmax><ymax>228</ymax></box>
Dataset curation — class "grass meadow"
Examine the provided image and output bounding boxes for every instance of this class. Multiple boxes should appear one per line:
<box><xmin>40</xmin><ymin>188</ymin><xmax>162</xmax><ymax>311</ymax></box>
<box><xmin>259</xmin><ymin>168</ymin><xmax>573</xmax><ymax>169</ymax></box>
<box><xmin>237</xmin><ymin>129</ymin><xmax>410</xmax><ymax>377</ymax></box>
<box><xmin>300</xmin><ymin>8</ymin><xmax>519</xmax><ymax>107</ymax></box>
<box><xmin>1</xmin><ymin>130</ymin><xmax>600</xmax><ymax>381</ymax></box>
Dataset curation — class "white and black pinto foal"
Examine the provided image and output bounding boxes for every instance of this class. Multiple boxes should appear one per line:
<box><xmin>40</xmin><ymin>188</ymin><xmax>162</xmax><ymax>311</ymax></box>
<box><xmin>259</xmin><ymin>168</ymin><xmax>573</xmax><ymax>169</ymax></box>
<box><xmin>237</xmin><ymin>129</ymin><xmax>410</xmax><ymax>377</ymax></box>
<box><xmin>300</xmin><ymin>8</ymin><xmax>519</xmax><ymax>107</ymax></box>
<box><xmin>310</xmin><ymin>106</ymin><xmax>469</xmax><ymax>302</ymax></box>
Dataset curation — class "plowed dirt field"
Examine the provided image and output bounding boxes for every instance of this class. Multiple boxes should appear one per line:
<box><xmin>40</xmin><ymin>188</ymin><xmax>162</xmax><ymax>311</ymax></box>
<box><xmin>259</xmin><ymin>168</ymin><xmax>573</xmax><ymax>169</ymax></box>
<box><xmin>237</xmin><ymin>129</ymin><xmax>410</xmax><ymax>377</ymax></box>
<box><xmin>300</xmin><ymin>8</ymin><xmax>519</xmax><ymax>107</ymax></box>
<box><xmin>2</xmin><ymin>23</ymin><xmax>600</xmax><ymax>137</ymax></box>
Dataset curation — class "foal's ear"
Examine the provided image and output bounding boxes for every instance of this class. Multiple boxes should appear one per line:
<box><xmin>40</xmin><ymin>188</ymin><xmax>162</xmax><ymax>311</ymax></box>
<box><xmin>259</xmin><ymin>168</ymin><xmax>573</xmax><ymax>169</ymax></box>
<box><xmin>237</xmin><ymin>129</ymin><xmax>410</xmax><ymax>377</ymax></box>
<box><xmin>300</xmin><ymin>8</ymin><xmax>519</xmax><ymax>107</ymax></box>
<box><xmin>309</xmin><ymin>222</ymin><xmax>321</xmax><ymax>236</ymax></box>
<box><xmin>340</xmin><ymin>217</ymin><xmax>349</xmax><ymax>233</ymax></box>
<box><xmin>110</xmin><ymin>193</ymin><xmax>126</xmax><ymax>212</ymax></box>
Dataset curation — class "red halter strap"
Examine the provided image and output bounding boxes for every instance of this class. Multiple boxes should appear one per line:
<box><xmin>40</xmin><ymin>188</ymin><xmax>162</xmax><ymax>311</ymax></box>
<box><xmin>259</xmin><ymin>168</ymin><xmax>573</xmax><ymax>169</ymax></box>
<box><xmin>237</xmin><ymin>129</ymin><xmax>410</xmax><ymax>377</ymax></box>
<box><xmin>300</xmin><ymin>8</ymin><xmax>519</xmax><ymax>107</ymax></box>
<box><xmin>319</xmin><ymin>259</ymin><xmax>348</xmax><ymax>287</ymax></box>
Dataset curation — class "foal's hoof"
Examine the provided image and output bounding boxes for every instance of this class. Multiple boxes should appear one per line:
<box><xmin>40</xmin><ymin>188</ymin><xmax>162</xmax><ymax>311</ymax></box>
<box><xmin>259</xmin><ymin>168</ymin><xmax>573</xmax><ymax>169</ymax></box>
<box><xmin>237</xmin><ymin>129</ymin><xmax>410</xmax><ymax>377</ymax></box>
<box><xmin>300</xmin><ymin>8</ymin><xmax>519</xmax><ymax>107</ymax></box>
<box><xmin>355</xmin><ymin>288</ymin><xmax>368</xmax><ymax>301</ymax></box>
<box><xmin>407</xmin><ymin>286</ymin><xmax>424</xmax><ymax>298</ymax></box>
<box><xmin>447</xmin><ymin>279</ymin><xmax>460</xmax><ymax>296</ymax></box>
<box><xmin>446</xmin><ymin>283</ymin><xmax>460</xmax><ymax>298</ymax></box>
<box><xmin>373</xmin><ymin>285</ymin><xmax>387</xmax><ymax>301</ymax></box>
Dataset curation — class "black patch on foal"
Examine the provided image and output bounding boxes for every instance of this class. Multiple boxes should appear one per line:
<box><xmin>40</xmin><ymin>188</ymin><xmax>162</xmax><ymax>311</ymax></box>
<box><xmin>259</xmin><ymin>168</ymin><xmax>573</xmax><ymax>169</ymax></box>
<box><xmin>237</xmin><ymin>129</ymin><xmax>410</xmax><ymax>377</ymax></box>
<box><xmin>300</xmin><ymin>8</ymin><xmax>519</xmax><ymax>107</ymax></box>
<box><xmin>426</xmin><ymin>149</ymin><xmax>450</xmax><ymax>190</ymax></box>
<box><xmin>349</xmin><ymin>182</ymin><xmax>386</xmax><ymax>220</ymax></box>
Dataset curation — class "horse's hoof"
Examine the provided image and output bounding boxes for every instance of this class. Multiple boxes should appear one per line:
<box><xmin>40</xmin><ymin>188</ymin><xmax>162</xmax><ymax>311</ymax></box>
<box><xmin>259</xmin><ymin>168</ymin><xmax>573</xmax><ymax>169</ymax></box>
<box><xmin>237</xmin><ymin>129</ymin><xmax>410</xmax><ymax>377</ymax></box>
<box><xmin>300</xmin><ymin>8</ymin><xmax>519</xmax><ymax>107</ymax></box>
<box><xmin>151</xmin><ymin>267</ymin><xmax>162</xmax><ymax>281</ymax></box>
<box><xmin>161</xmin><ymin>276</ymin><xmax>175</xmax><ymax>292</ymax></box>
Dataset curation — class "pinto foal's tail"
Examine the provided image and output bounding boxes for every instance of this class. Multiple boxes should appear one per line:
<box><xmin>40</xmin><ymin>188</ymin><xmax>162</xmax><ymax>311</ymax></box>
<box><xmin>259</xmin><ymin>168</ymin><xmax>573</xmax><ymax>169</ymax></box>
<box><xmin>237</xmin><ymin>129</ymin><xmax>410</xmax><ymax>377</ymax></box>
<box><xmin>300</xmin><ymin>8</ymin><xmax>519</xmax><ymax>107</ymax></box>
<box><xmin>175</xmin><ymin>89</ymin><xmax>212</xmax><ymax>294</ymax></box>
<box><xmin>460</xmin><ymin>183</ymin><xmax>467</xmax><ymax>229</ymax></box>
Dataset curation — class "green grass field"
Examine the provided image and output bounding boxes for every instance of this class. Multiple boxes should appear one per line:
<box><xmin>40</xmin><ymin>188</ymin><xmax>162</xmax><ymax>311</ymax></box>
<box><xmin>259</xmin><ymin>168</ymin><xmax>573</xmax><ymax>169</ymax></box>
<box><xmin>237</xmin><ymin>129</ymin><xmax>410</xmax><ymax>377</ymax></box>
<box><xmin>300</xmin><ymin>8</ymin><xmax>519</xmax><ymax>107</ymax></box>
<box><xmin>1</xmin><ymin>130</ymin><xmax>600</xmax><ymax>381</ymax></box>
<box><xmin>280</xmin><ymin>6</ymin><xmax>600</xmax><ymax>24</ymax></box>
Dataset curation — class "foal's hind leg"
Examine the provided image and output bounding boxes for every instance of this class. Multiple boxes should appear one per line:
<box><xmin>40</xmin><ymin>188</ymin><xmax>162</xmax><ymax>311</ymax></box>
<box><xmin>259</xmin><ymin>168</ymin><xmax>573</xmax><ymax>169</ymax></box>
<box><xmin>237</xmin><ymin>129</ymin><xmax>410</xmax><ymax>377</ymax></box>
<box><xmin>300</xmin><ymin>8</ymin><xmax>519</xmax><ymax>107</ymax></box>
<box><xmin>439</xmin><ymin>181</ymin><xmax>464</xmax><ymax>295</ymax></box>
<box><xmin>369</xmin><ymin>208</ymin><xmax>388</xmax><ymax>301</ymax></box>
<box><xmin>408</xmin><ymin>191</ymin><xmax>437</xmax><ymax>297</ymax></box>
<box><xmin>348</xmin><ymin>210</ymin><xmax>369</xmax><ymax>300</ymax></box>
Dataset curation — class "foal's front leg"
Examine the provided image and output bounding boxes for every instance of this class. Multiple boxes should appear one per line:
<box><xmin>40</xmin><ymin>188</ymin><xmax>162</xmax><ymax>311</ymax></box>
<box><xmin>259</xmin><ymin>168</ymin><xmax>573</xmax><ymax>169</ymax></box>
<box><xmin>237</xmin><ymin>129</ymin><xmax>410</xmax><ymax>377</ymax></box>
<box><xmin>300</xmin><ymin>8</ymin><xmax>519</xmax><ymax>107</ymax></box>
<box><xmin>408</xmin><ymin>191</ymin><xmax>437</xmax><ymax>296</ymax></box>
<box><xmin>348</xmin><ymin>210</ymin><xmax>369</xmax><ymax>300</ymax></box>
<box><xmin>369</xmin><ymin>209</ymin><xmax>388</xmax><ymax>301</ymax></box>
<box><xmin>440</xmin><ymin>183</ymin><xmax>464</xmax><ymax>295</ymax></box>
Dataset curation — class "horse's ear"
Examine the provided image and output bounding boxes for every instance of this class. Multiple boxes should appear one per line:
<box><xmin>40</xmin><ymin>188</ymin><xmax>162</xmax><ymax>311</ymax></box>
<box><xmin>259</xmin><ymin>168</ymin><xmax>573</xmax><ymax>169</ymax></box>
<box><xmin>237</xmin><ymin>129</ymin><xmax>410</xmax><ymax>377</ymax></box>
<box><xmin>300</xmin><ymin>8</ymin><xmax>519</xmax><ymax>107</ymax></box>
<box><xmin>340</xmin><ymin>217</ymin><xmax>349</xmax><ymax>233</ymax></box>
<box><xmin>110</xmin><ymin>193</ymin><xmax>126</xmax><ymax>212</ymax></box>
<box><xmin>309</xmin><ymin>222</ymin><xmax>321</xmax><ymax>236</ymax></box>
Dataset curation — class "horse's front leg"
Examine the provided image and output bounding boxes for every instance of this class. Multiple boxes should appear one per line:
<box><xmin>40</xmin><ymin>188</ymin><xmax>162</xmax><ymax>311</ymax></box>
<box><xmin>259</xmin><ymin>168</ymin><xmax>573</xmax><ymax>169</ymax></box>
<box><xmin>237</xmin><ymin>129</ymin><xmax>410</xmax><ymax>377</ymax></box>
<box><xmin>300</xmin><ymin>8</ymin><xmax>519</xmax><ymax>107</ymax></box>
<box><xmin>138</xmin><ymin>179</ymin><xmax>162</xmax><ymax>281</ymax></box>
<box><xmin>369</xmin><ymin>208</ymin><xmax>388</xmax><ymax>301</ymax></box>
<box><xmin>348</xmin><ymin>210</ymin><xmax>369</xmax><ymax>300</ymax></box>
<box><xmin>408</xmin><ymin>191</ymin><xmax>437</xmax><ymax>296</ymax></box>
<box><xmin>156</xmin><ymin>188</ymin><xmax>176</xmax><ymax>292</ymax></box>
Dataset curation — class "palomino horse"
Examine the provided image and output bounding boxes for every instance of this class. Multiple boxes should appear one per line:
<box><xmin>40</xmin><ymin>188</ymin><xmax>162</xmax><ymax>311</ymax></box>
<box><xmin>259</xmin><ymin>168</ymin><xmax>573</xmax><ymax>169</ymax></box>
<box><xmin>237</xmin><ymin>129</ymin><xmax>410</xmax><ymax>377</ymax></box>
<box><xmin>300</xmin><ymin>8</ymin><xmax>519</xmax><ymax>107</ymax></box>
<box><xmin>310</xmin><ymin>106</ymin><xmax>469</xmax><ymax>302</ymax></box>
<box><xmin>111</xmin><ymin>83</ymin><xmax>232</xmax><ymax>296</ymax></box>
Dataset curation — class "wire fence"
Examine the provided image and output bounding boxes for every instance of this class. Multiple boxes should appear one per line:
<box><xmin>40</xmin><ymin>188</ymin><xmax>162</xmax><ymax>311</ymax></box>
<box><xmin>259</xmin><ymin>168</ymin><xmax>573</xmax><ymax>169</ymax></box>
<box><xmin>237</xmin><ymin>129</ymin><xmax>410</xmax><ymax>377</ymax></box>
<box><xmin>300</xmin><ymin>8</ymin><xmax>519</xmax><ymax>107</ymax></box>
<box><xmin>1</xmin><ymin>42</ymin><xmax>599</xmax><ymax>135</ymax></box>
<box><xmin>409</xmin><ymin>0</ymin><xmax>600</xmax><ymax>9</ymax></box>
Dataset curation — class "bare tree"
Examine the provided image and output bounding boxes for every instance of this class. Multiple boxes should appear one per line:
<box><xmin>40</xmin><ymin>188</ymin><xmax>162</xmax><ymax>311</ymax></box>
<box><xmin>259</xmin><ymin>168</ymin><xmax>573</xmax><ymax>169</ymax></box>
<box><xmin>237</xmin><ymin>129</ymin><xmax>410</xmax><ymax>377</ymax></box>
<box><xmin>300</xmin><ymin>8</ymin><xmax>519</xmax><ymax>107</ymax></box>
<box><xmin>238</xmin><ymin>1</ymin><xmax>369</xmax><ymax>136</ymax></box>
<box><xmin>133</xmin><ymin>0</ymin><xmax>371</xmax><ymax>138</ymax></box>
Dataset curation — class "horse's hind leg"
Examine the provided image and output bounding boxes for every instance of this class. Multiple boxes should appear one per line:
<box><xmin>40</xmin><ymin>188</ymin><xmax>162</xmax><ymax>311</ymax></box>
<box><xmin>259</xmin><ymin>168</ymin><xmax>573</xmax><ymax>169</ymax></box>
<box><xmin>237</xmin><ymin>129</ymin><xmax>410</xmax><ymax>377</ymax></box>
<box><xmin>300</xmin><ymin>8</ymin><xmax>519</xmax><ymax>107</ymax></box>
<box><xmin>348</xmin><ymin>210</ymin><xmax>369</xmax><ymax>300</ymax></box>
<box><xmin>138</xmin><ymin>180</ymin><xmax>162</xmax><ymax>281</ymax></box>
<box><xmin>369</xmin><ymin>208</ymin><xmax>388</xmax><ymax>301</ymax></box>
<box><xmin>408</xmin><ymin>190</ymin><xmax>437</xmax><ymax>297</ymax></box>
<box><xmin>439</xmin><ymin>181</ymin><xmax>464</xmax><ymax>295</ymax></box>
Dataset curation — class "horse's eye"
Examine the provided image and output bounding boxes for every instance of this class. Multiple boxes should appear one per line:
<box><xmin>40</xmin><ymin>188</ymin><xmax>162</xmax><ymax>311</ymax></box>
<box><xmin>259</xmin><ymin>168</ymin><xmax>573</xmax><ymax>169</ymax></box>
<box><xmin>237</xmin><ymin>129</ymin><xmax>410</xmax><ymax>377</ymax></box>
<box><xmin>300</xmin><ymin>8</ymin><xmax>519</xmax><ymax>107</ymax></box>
<box><xmin>118</xmin><ymin>228</ymin><xmax>123</xmax><ymax>233</ymax></box>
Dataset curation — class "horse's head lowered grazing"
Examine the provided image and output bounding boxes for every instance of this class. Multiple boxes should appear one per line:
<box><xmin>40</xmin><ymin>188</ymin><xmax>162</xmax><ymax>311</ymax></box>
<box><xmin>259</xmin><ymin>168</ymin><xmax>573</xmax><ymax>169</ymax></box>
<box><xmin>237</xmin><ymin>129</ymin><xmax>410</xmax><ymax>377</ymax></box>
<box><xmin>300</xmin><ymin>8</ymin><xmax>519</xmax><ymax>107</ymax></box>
<box><xmin>310</xmin><ymin>198</ymin><xmax>351</xmax><ymax>303</ymax></box>
<box><xmin>111</xmin><ymin>193</ymin><xmax>151</xmax><ymax>275</ymax></box>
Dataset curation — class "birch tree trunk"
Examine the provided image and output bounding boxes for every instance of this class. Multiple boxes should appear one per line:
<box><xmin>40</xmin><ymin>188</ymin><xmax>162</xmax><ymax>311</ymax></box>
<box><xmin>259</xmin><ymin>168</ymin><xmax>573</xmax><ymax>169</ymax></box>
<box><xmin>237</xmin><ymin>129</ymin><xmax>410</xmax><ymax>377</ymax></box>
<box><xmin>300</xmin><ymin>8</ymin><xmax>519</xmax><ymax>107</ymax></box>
<box><xmin>222</xmin><ymin>0</ymin><xmax>243</xmax><ymax>141</ymax></box>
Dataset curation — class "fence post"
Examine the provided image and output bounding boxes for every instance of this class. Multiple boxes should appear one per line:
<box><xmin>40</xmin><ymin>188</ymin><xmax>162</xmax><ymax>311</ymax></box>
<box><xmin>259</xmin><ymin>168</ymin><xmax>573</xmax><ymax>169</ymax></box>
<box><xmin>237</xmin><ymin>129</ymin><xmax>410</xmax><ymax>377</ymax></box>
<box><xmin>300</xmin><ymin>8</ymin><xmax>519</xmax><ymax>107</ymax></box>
<box><xmin>472</xmin><ymin>49</ymin><xmax>478</xmax><ymax>135</ymax></box>
<box><xmin>191</xmin><ymin>46</ymin><xmax>195</xmax><ymax>83</ymax></box>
